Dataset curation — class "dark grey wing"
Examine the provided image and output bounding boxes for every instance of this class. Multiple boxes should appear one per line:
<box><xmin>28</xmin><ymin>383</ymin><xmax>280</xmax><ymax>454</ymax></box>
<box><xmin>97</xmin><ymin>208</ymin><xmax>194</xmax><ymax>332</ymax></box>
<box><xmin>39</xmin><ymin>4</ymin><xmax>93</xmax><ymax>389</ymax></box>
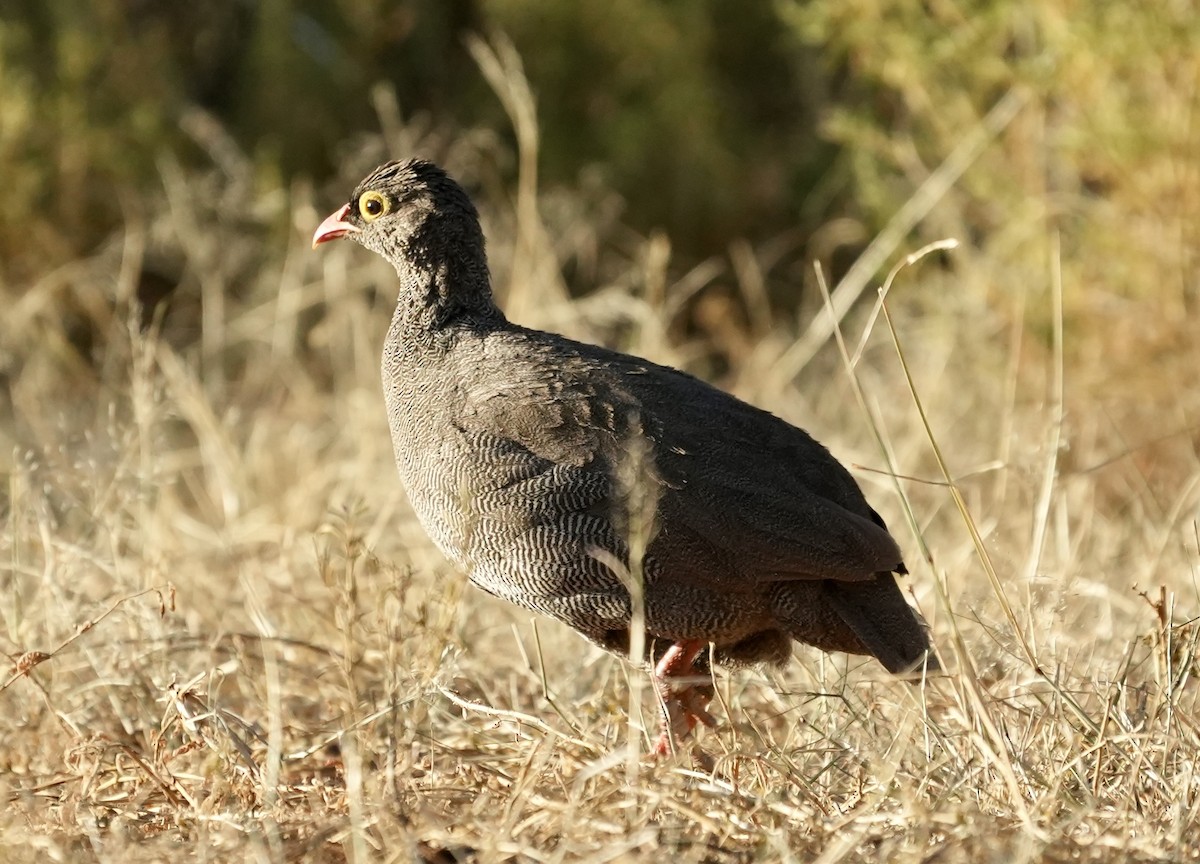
<box><xmin>451</xmin><ymin>366</ymin><xmax>654</xmax><ymax>636</ymax></box>
<box><xmin>456</xmin><ymin>371</ymin><xmax>621</xmax><ymax>526</ymax></box>
<box><xmin>461</xmin><ymin>375</ymin><xmax>618</xmax><ymax>469</ymax></box>
<box><xmin>617</xmin><ymin>362</ymin><xmax>905</xmax><ymax>583</ymax></box>
<box><xmin>463</xmin><ymin>334</ymin><xmax>903</xmax><ymax>586</ymax></box>
<box><xmin>657</xmin><ymin>472</ymin><xmax>902</xmax><ymax>583</ymax></box>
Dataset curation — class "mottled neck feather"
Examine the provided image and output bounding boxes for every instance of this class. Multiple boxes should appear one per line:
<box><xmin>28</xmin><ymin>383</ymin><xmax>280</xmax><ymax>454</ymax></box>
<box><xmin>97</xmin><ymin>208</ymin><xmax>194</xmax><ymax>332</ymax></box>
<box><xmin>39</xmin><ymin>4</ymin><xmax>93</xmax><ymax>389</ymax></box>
<box><xmin>387</xmin><ymin>203</ymin><xmax>505</xmax><ymax>337</ymax></box>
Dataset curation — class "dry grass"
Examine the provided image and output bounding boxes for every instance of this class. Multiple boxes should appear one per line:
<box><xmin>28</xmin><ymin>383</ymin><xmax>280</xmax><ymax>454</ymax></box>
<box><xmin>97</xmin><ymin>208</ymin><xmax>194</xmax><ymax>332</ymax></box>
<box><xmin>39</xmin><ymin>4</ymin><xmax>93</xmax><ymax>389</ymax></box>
<box><xmin>3</xmin><ymin>66</ymin><xmax>1200</xmax><ymax>863</ymax></box>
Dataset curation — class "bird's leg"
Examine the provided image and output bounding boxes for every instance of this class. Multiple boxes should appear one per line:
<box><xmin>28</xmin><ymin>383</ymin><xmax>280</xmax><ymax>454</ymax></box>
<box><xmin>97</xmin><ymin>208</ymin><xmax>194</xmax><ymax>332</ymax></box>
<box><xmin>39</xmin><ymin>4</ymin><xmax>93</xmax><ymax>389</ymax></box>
<box><xmin>651</xmin><ymin>639</ymin><xmax>716</xmax><ymax>756</ymax></box>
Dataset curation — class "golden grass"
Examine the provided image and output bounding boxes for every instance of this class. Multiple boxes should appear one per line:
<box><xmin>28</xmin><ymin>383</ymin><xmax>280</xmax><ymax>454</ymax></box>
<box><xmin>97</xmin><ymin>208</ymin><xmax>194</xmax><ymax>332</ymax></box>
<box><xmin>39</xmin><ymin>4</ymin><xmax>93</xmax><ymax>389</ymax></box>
<box><xmin>3</xmin><ymin>75</ymin><xmax>1200</xmax><ymax>864</ymax></box>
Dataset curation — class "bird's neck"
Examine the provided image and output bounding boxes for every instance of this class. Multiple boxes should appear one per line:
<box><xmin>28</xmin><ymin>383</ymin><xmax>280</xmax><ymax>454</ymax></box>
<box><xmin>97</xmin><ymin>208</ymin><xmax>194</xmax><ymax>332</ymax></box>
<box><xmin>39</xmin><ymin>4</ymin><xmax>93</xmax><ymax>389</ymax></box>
<box><xmin>389</xmin><ymin>238</ymin><xmax>505</xmax><ymax>341</ymax></box>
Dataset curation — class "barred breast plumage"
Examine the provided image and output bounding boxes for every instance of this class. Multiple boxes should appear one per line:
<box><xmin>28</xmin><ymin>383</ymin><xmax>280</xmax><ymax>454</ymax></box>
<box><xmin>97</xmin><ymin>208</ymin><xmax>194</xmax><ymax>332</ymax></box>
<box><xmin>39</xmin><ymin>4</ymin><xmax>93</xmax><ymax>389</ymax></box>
<box><xmin>313</xmin><ymin>159</ymin><xmax>937</xmax><ymax>754</ymax></box>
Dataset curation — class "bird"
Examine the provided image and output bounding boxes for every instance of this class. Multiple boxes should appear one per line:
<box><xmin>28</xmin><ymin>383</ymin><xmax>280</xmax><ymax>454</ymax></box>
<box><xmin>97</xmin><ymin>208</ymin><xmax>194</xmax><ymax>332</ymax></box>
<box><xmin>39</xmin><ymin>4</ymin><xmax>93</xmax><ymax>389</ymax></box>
<box><xmin>312</xmin><ymin>159</ymin><xmax>936</xmax><ymax>755</ymax></box>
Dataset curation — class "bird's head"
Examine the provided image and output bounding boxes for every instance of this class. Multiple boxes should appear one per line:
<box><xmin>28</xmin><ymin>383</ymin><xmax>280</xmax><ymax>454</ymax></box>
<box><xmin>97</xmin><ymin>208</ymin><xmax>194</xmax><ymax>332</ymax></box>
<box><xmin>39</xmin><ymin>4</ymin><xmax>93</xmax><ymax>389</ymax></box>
<box><xmin>312</xmin><ymin>159</ymin><xmax>497</xmax><ymax>328</ymax></box>
<box><xmin>311</xmin><ymin>159</ymin><xmax>483</xmax><ymax>263</ymax></box>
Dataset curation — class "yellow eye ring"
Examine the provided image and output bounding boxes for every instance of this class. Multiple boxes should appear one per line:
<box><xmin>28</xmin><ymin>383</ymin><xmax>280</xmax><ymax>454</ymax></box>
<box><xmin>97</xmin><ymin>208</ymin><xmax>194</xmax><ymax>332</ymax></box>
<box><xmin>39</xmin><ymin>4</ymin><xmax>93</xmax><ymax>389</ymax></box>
<box><xmin>359</xmin><ymin>191</ymin><xmax>389</xmax><ymax>221</ymax></box>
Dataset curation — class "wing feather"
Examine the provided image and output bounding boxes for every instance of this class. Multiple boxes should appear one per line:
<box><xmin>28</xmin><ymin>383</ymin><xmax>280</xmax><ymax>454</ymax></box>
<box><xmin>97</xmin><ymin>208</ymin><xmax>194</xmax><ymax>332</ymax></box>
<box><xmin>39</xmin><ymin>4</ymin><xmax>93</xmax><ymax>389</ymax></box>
<box><xmin>458</xmin><ymin>331</ymin><xmax>904</xmax><ymax>585</ymax></box>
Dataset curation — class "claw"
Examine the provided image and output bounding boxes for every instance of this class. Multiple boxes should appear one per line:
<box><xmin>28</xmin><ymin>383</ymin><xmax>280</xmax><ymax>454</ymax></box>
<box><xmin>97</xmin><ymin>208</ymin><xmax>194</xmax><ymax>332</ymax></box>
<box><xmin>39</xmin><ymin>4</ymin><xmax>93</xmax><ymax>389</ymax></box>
<box><xmin>681</xmin><ymin>686</ymin><xmax>716</xmax><ymax>729</ymax></box>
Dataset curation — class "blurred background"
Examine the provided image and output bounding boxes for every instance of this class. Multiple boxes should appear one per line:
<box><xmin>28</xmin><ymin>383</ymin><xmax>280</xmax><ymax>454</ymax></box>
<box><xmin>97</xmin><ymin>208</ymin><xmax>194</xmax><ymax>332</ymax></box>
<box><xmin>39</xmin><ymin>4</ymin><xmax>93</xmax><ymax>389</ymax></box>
<box><xmin>1</xmin><ymin>2</ymin><xmax>1199</xmax><ymax>857</ymax></box>
<box><xmin>3</xmin><ymin>1</ymin><xmax>1195</xmax><ymax>325</ymax></box>
<box><xmin>2</xmin><ymin>0</ymin><xmax>1197</xmax><ymax>526</ymax></box>
<box><xmin>1</xmin><ymin>0</ymin><xmax>1197</xmax><ymax>343</ymax></box>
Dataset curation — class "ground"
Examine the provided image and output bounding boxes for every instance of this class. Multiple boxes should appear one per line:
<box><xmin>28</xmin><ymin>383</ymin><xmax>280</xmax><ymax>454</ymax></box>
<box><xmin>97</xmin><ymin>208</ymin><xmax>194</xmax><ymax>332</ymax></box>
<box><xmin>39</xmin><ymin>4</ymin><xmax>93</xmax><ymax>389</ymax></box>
<box><xmin>2</xmin><ymin>136</ymin><xmax>1198</xmax><ymax>863</ymax></box>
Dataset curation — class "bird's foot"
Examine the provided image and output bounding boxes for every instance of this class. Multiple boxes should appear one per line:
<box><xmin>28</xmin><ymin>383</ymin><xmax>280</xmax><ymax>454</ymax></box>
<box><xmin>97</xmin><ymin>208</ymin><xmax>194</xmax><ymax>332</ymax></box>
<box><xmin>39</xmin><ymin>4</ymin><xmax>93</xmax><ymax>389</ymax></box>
<box><xmin>650</xmin><ymin>639</ymin><xmax>715</xmax><ymax>757</ymax></box>
<box><xmin>651</xmin><ymin>684</ymin><xmax>716</xmax><ymax>756</ymax></box>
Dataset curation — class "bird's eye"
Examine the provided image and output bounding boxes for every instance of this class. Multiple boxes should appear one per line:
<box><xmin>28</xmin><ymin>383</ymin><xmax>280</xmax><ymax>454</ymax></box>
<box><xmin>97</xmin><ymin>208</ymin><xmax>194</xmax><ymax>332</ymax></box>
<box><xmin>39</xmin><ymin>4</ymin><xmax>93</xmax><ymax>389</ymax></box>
<box><xmin>358</xmin><ymin>191</ymin><xmax>389</xmax><ymax>221</ymax></box>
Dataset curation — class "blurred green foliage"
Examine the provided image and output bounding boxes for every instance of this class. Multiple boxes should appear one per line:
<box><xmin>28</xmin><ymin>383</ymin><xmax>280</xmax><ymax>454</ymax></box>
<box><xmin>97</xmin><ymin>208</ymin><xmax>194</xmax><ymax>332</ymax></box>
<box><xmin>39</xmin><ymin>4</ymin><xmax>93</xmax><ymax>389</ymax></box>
<box><xmin>486</xmin><ymin>0</ymin><xmax>832</xmax><ymax>244</ymax></box>
<box><xmin>784</xmin><ymin>0</ymin><xmax>1200</xmax><ymax>307</ymax></box>
<box><xmin>0</xmin><ymin>0</ymin><xmax>1196</xmax><ymax>317</ymax></box>
<box><xmin>0</xmin><ymin>0</ymin><xmax>834</xmax><ymax>276</ymax></box>
<box><xmin>0</xmin><ymin>0</ymin><xmax>485</xmax><ymax>277</ymax></box>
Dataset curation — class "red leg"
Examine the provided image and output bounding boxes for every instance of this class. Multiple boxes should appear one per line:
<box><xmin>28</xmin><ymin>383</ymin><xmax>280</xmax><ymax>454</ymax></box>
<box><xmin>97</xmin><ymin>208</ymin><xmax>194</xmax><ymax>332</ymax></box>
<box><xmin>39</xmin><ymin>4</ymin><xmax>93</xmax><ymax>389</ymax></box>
<box><xmin>650</xmin><ymin>640</ymin><xmax>716</xmax><ymax>756</ymax></box>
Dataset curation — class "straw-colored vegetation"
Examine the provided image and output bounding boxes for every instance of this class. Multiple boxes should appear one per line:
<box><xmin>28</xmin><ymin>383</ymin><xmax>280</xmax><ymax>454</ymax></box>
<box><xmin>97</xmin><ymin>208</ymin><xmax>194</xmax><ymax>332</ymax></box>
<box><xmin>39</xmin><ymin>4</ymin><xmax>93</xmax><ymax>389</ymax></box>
<box><xmin>2</xmin><ymin>5</ymin><xmax>1199</xmax><ymax>863</ymax></box>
